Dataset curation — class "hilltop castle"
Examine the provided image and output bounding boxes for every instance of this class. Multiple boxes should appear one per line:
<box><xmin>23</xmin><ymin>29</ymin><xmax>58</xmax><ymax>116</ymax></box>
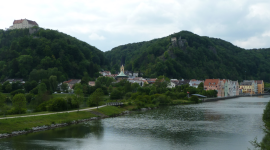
<box><xmin>171</xmin><ymin>36</ymin><xmax>187</xmax><ymax>48</ymax></box>
<box><xmin>9</xmin><ymin>19</ymin><xmax>38</xmax><ymax>30</ymax></box>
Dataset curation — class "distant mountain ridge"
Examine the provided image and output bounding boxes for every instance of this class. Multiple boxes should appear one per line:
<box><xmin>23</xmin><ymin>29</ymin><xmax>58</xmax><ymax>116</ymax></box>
<box><xmin>105</xmin><ymin>31</ymin><xmax>270</xmax><ymax>82</ymax></box>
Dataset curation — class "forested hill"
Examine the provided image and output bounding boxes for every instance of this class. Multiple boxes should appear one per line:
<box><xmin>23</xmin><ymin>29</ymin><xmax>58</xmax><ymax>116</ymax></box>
<box><xmin>0</xmin><ymin>28</ymin><xmax>107</xmax><ymax>82</ymax></box>
<box><xmin>105</xmin><ymin>31</ymin><xmax>270</xmax><ymax>82</ymax></box>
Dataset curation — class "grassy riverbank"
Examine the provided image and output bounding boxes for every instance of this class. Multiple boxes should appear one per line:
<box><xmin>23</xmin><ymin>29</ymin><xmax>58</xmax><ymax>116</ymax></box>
<box><xmin>0</xmin><ymin>100</ymin><xmax>197</xmax><ymax>135</ymax></box>
<box><xmin>0</xmin><ymin>111</ymin><xmax>98</xmax><ymax>134</ymax></box>
<box><xmin>0</xmin><ymin>106</ymin><xmax>128</xmax><ymax>134</ymax></box>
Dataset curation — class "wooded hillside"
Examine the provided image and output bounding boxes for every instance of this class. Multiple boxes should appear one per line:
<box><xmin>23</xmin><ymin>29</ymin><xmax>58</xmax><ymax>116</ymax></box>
<box><xmin>105</xmin><ymin>31</ymin><xmax>270</xmax><ymax>82</ymax></box>
<box><xmin>0</xmin><ymin>28</ymin><xmax>108</xmax><ymax>82</ymax></box>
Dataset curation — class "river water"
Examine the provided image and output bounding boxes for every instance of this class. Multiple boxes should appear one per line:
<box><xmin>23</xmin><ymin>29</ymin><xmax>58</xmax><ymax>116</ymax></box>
<box><xmin>0</xmin><ymin>96</ymin><xmax>269</xmax><ymax>150</ymax></box>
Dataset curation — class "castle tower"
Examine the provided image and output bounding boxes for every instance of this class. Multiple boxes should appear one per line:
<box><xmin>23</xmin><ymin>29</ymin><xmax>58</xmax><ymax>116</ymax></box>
<box><xmin>171</xmin><ymin>37</ymin><xmax>178</xmax><ymax>47</ymax></box>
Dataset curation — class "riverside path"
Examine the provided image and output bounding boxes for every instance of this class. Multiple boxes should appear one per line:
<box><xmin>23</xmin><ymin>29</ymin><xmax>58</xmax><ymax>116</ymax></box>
<box><xmin>0</xmin><ymin>105</ymin><xmax>107</xmax><ymax>120</ymax></box>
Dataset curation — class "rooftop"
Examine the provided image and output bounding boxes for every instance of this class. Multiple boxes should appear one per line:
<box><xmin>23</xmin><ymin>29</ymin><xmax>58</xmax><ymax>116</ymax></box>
<box><xmin>13</xmin><ymin>19</ymin><xmax>38</xmax><ymax>25</ymax></box>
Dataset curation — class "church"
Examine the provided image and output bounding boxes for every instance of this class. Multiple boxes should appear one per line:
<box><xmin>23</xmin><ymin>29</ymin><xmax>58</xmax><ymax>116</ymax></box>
<box><xmin>9</xmin><ymin>19</ymin><xmax>38</xmax><ymax>30</ymax></box>
<box><xmin>115</xmin><ymin>65</ymin><xmax>128</xmax><ymax>81</ymax></box>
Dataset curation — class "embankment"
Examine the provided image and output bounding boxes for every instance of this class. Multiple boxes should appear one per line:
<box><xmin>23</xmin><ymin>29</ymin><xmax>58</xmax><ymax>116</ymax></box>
<box><xmin>204</xmin><ymin>93</ymin><xmax>270</xmax><ymax>102</ymax></box>
<box><xmin>0</xmin><ymin>106</ymin><xmax>128</xmax><ymax>139</ymax></box>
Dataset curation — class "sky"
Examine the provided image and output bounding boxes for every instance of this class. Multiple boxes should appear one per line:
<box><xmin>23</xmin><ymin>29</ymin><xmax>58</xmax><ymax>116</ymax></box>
<box><xmin>1</xmin><ymin>0</ymin><xmax>270</xmax><ymax>51</ymax></box>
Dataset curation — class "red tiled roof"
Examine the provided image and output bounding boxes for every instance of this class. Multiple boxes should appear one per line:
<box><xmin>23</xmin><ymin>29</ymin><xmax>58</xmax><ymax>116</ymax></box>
<box><xmin>204</xmin><ymin>79</ymin><xmax>220</xmax><ymax>86</ymax></box>
<box><xmin>63</xmin><ymin>79</ymin><xmax>73</xmax><ymax>84</ymax></box>
<box><xmin>13</xmin><ymin>19</ymin><xmax>38</xmax><ymax>25</ymax></box>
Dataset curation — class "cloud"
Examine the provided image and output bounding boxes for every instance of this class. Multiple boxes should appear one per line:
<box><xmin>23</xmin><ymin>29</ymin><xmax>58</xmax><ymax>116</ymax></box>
<box><xmin>89</xmin><ymin>33</ymin><xmax>105</xmax><ymax>40</ymax></box>
<box><xmin>234</xmin><ymin>31</ymin><xmax>270</xmax><ymax>49</ymax></box>
<box><xmin>1</xmin><ymin>0</ymin><xmax>270</xmax><ymax>51</ymax></box>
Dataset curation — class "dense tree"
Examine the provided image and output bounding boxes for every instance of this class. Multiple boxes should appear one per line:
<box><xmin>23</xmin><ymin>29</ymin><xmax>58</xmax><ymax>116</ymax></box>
<box><xmin>73</xmin><ymin>83</ymin><xmax>84</xmax><ymax>111</ymax></box>
<box><xmin>0</xmin><ymin>92</ymin><xmax>7</xmax><ymax>116</ymax></box>
<box><xmin>110</xmin><ymin>89</ymin><xmax>122</xmax><ymax>100</ymax></box>
<box><xmin>49</xmin><ymin>75</ymin><xmax>58</xmax><ymax>92</ymax></box>
<box><xmin>0</xmin><ymin>28</ymin><xmax>107</xmax><ymax>80</ymax></box>
<box><xmin>88</xmin><ymin>88</ymin><xmax>104</xmax><ymax>109</ymax></box>
<box><xmin>12</xmin><ymin>93</ymin><xmax>27</xmax><ymax>114</ymax></box>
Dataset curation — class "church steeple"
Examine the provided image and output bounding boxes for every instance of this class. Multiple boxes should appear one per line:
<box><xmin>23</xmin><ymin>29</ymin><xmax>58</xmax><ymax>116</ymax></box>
<box><xmin>120</xmin><ymin>64</ymin><xmax>124</xmax><ymax>72</ymax></box>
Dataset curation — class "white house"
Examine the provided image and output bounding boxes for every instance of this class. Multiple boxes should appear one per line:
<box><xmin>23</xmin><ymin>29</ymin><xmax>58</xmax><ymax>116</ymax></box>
<box><xmin>231</xmin><ymin>81</ymin><xmax>239</xmax><ymax>96</ymax></box>
<box><xmin>9</xmin><ymin>19</ymin><xmax>38</xmax><ymax>29</ymax></box>
<box><xmin>168</xmin><ymin>81</ymin><xmax>176</xmax><ymax>88</ymax></box>
<box><xmin>99</xmin><ymin>71</ymin><xmax>111</xmax><ymax>76</ymax></box>
<box><xmin>189</xmin><ymin>79</ymin><xmax>204</xmax><ymax>88</ymax></box>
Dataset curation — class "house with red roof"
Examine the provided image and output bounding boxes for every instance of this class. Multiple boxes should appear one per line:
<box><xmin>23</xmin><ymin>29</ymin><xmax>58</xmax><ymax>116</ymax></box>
<box><xmin>204</xmin><ymin>79</ymin><xmax>226</xmax><ymax>97</ymax></box>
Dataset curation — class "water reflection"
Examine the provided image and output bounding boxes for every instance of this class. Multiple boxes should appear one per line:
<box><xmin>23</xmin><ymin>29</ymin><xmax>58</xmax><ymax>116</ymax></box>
<box><xmin>0</xmin><ymin>96</ymin><xmax>269</xmax><ymax>150</ymax></box>
<box><xmin>0</xmin><ymin>120</ymin><xmax>104</xmax><ymax>150</ymax></box>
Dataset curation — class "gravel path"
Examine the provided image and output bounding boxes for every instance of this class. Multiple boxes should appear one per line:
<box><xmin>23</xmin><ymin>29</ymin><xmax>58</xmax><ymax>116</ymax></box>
<box><xmin>0</xmin><ymin>105</ymin><xmax>106</xmax><ymax>120</ymax></box>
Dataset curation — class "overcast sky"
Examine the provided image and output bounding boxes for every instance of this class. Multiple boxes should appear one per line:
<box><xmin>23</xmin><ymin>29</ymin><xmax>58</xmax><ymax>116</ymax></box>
<box><xmin>1</xmin><ymin>0</ymin><xmax>270</xmax><ymax>51</ymax></box>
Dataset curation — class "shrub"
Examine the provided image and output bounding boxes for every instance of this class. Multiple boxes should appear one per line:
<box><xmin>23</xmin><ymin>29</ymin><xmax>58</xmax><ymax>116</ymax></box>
<box><xmin>47</xmin><ymin>98</ymin><xmax>67</xmax><ymax>111</ymax></box>
<box><xmin>35</xmin><ymin>102</ymin><xmax>48</xmax><ymax>112</ymax></box>
<box><xmin>190</xmin><ymin>95</ymin><xmax>199</xmax><ymax>103</ymax></box>
<box><xmin>7</xmin><ymin>108</ymin><xmax>27</xmax><ymax>115</ymax></box>
<box><xmin>152</xmin><ymin>94</ymin><xmax>172</xmax><ymax>105</ymax></box>
<box><xmin>183</xmin><ymin>97</ymin><xmax>189</xmax><ymax>100</ymax></box>
<box><xmin>263</xmin><ymin>100</ymin><xmax>270</xmax><ymax>124</ymax></box>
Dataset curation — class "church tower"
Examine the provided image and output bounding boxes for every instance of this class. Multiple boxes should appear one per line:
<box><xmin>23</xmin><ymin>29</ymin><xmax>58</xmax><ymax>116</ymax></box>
<box><xmin>120</xmin><ymin>64</ymin><xmax>124</xmax><ymax>72</ymax></box>
<box><xmin>116</xmin><ymin>64</ymin><xmax>128</xmax><ymax>81</ymax></box>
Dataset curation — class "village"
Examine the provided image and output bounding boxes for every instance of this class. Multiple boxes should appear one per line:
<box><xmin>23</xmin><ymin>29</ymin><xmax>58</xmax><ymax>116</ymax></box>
<box><xmin>61</xmin><ymin>64</ymin><xmax>265</xmax><ymax>98</ymax></box>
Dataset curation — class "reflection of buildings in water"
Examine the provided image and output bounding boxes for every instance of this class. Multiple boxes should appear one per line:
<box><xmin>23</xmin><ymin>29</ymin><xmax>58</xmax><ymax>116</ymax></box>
<box><xmin>203</xmin><ymin>110</ymin><xmax>221</xmax><ymax>121</ymax></box>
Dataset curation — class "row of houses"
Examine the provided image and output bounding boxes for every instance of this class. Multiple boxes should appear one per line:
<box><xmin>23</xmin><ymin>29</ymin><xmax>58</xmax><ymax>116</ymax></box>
<box><xmin>203</xmin><ymin>79</ymin><xmax>264</xmax><ymax>97</ymax></box>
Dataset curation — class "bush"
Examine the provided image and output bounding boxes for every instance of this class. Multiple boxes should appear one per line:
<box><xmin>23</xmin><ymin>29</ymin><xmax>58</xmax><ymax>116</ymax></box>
<box><xmin>190</xmin><ymin>95</ymin><xmax>199</xmax><ymax>103</ymax></box>
<box><xmin>263</xmin><ymin>101</ymin><xmax>270</xmax><ymax>124</ymax></box>
<box><xmin>35</xmin><ymin>102</ymin><xmax>48</xmax><ymax>112</ymax></box>
<box><xmin>177</xmin><ymin>92</ymin><xmax>187</xmax><ymax>99</ymax></box>
<box><xmin>10</xmin><ymin>89</ymin><xmax>25</xmax><ymax>96</ymax></box>
<box><xmin>152</xmin><ymin>94</ymin><xmax>172</xmax><ymax>105</ymax></box>
<box><xmin>47</xmin><ymin>98</ymin><xmax>67</xmax><ymax>111</ymax></box>
<box><xmin>7</xmin><ymin>108</ymin><xmax>27</xmax><ymax>115</ymax></box>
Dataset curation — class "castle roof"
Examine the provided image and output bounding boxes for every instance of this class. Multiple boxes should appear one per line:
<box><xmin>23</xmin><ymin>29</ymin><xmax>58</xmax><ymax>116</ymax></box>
<box><xmin>13</xmin><ymin>19</ymin><xmax>38</xmax><ymax>25</ymax></box>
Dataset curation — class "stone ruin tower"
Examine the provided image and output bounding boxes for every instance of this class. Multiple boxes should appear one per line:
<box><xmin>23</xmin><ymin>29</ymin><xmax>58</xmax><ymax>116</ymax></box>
<box><xmin>171</xmin><ymin>36</ymin><xmax>187</xmax><ymax>48</ymax></box>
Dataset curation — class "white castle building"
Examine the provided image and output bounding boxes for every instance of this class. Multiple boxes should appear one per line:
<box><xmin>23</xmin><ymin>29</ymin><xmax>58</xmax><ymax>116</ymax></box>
<box><xmin>9</xmin><ymin>19</ymin><xmax>38</xmax><ymax>30</ymax></box>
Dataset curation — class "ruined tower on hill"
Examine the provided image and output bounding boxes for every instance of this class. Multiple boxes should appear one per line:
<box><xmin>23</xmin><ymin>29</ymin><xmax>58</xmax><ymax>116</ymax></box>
<box><xmin>171</xmin><ymin>36</ymin><xmax>187</xmax><ymax>48</ymax></box>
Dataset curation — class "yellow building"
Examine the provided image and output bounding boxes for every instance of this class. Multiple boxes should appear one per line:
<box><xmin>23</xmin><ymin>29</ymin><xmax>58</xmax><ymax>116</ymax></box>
<box><xmin>240</xmin><ymin>81</ymin><xmax>252</xmax><ymax>94</ymax></box>
<box><xmin>240</xmin><ymin>80</ymin><xmax>257</xmax><ymax>94</ymax></box>
<box><xmin>256</xmin><ymin>80</ymin><xmax>264</xmax><ymax>94</ymax></box>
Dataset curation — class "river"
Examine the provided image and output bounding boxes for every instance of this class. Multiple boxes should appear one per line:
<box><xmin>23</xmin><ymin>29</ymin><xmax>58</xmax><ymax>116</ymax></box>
<box><xmin>0</xmin><ymin>96</ymin><xmax>269</xmax><ymax>150</ymax></box>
